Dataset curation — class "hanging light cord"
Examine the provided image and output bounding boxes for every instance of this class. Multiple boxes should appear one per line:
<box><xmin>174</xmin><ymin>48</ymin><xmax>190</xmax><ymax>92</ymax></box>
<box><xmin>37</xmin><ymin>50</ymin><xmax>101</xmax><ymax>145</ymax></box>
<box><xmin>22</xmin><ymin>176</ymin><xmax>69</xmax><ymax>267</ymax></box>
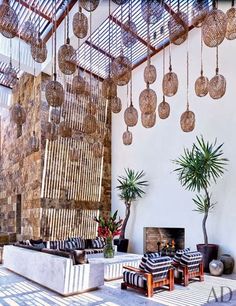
<box><xmin>108</xmin><ymin>0</ymin><xmax>111</xmax><ymax>77</ymax></box>
<box><xmin>232</xmin><ymin>0</ymin><xmax>235</xmax><ymax>7</ymax></box>
<box><xmin>162</xmin><ymin>0</ymin><xmax>165</xmax><ymax>101</ymax></box>
<box><xmin>53</xmin><ymin>0</ymin><xmax>57</xmax><ymax>81</ymax></box>
<box><xmin>200</xmin><ymin>29</ymin><xmax>203</xmax><ymax>76</ymax></box>
<box><xmin>216</xmin><ymin>46</ymin><xmax>219</xmax><ymax>74</ymax></box>
<box><xmin>168</xmin><ymin>0</ymin><xmax>172</xmax><ymax>71</ymax></box>
<box><xmin>186</xmin><ymin>1</ymin><xmax>189</xmax><ymax>111</ymax></box>
<box><xmin>18</xmin><ymin>1</ymin><xmax>21</xmax><ymax>104</ymax></box>
<box><xmin>126</xmin><ymin>83</ymin><xmax>129</xmax><ymax>132</ymax></box>
<box><xmin>66</xmin><ymin>0</ymin><xmax>70</xmax><ymax>43</ymax></box>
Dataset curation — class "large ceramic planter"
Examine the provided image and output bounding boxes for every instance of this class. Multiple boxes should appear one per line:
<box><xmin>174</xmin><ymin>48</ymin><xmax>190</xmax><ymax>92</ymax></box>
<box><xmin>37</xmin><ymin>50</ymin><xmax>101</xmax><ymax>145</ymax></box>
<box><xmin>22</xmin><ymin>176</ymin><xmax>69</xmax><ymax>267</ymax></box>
<box><xmin>220</xmin><ymin>254</ymin><xmax>235</xmax><ymax>274</ymax></box>
<box><xmin>197</xmin><ymin>244</ymin><xmax>219</xmax><ymax>272</ymax></box>
<box><xmin>114</xmin><ymin>239</ymin><xmax>129</xmax><ymax>253</ymax></box>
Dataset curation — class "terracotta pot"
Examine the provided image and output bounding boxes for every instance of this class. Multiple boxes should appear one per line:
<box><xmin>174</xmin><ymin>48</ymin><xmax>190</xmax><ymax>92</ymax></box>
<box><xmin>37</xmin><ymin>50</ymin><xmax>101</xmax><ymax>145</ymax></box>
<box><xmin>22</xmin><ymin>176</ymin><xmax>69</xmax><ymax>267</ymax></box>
<box><xmin>197</xmin><ymin>244</ymin><xmax>219</xmax><ymax>272</ymax></box>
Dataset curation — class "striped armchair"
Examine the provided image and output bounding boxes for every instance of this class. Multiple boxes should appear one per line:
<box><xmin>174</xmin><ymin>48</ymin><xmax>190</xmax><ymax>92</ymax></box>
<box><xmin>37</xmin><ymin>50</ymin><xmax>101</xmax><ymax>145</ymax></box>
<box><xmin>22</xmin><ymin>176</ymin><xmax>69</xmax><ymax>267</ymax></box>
<box><xmin>173</xmin><ymin>251</ymin><xmax>204</xmax><ymax>286</ymax></box>
<box><xmin>121</xmin><ymin>254</ymin><xmax>174</xmax><ymax>297</ymax></box>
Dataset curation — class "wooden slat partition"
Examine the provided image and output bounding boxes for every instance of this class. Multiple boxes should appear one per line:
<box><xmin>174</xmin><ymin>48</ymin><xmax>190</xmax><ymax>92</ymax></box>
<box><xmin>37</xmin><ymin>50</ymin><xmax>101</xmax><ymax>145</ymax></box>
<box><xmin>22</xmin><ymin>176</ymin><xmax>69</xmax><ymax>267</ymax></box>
<box><xmin>41</xmin><ymin>208</ymin><xmax>99</xmax><ymax>240</ymax></box>
<box><xmin>41</xmin><ymin>74</ymin><xmax>108</xmax><ymax>201</ymax></box>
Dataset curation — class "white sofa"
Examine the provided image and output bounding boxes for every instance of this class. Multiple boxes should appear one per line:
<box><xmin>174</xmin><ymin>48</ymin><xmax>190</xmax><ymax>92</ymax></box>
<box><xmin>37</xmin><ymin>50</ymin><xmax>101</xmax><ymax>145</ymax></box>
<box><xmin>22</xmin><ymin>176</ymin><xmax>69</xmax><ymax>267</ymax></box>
<box><xmin>3</xmin><ymin>245</ymin><xmax>104</xmax><ymax>296</ymax></box>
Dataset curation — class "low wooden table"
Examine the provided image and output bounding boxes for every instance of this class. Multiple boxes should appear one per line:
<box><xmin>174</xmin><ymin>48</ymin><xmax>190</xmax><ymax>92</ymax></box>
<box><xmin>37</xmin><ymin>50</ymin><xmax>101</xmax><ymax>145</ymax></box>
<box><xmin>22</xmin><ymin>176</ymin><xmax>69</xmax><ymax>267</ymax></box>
<box><xmin>88</xmin><ymin>252</ymin><xmax>142</xmax><ymax>281</ymax></box>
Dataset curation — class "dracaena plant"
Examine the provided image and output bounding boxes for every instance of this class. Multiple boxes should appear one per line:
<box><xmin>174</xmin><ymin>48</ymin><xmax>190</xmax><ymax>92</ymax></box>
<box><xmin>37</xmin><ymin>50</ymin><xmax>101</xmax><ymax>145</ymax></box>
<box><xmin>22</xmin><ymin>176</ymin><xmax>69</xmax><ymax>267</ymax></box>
<box><xmin>173</xmin><ymin>136</ymin><xmax>228</xmax><ymax>245</ymax></box>
<box><xmin>116</xmin><ymin>168</ymin><xmax>148</xmax><ymax>240</ymax></box>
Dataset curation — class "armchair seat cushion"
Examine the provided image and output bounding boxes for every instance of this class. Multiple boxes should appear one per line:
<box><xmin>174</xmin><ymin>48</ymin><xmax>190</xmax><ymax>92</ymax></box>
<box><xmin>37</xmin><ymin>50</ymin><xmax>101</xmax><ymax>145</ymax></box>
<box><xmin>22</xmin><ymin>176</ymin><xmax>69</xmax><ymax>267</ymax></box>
<box><xmin>123</xmin><ymin>271</ymin><xmax>147</xmax><ymax>288</ymax></box>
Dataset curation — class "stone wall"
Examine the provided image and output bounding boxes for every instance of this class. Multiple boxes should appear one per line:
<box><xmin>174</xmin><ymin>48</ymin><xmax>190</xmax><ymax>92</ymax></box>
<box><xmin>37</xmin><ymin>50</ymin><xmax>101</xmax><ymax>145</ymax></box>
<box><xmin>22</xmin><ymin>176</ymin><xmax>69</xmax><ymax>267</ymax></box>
<box><xmin>0</xmin><ymin>72</ymin><xmax>111</xmax><ymax>239</ymax></box>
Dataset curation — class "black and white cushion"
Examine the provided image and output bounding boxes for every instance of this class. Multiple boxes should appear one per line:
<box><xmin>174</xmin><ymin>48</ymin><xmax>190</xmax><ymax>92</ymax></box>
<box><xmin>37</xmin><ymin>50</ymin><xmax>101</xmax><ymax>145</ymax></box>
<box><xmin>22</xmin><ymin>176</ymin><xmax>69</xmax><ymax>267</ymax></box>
<box><xmin>173</xmin><ymin>248</ymin><xmax>190</xmax><ymax>266</ymax></box>
<box><xmin>65</xmin><ymin>240</ymin><xmax>76</xmax><ymax>250</ymax></box>
<box><xmin>91</xmin><ymin>237</ymin><xmax>106</xmax><ymax>249</ymax></box>
<box><xmin>145</xmin><ymin>256</ymin><xmax>172</xmax><ymax>280</ymax></box>
<box><xmin>139</xmin><ymin>252</ymin><xmax>160</xmax><ymax>270</ymax></box>
<box><xmin>49</xmin><ymin>240</ymin><xmax>66</xmax><ymax>250</ymax></box>
<box><xmin>69</xmin><ymin>237</ymin><xmax>85</xmax><ymax>249</ymax></box>
<box><xmin>123</xmin><ymin>271</ymin><xmax>147</xmax><ymax>288</ymax></box>
<box><xmin>180</xmin><ymin>251</ymin><xmax>203</xmax><ymax>272</ymax></box>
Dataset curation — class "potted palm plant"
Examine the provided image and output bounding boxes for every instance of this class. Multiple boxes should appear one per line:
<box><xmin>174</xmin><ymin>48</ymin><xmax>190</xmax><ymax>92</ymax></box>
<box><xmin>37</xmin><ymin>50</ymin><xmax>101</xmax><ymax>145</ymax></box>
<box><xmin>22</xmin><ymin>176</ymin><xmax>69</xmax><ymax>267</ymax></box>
<box><xmin>173</xmin><ymin>136</ymin><xmax>228</xmax><ymax>272</ymax></box>
<box><xmin>115</xmin><ymin>168</ymin><xmax>148</xmax><ymax>252</ymax></box>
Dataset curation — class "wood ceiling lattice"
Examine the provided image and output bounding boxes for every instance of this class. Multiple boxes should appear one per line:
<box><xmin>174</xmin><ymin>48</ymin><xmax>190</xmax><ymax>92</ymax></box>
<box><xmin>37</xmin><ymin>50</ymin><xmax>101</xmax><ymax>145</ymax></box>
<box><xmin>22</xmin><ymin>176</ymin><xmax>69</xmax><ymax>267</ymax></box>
<box><xmin>76</xmin><ymin>0</ymin><xmax>211</xmax><ymax>79</ymax></box>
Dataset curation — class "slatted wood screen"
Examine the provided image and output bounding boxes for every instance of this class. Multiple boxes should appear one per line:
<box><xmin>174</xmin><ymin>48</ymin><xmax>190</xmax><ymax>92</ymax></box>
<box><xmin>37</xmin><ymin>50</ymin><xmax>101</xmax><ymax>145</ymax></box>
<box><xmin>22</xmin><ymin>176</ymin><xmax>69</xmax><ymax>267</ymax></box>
<box><xmin>40</xmin><ymin>208</ymin><xmax>99</xmax><ymax>240</ymax></box>
<box><xmin>41</xmin><ymin>74</ymin><xmax>108</xmax><ymax>201</ymax></box>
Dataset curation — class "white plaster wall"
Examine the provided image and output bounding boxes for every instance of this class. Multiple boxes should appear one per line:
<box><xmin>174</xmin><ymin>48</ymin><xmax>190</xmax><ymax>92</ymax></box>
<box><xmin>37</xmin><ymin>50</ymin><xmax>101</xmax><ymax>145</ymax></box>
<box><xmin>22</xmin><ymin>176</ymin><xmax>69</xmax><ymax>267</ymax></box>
<box><xmin>112</xmin><ymin>4</ymin><xmax>236</xmax><ymax>270</ymax></box>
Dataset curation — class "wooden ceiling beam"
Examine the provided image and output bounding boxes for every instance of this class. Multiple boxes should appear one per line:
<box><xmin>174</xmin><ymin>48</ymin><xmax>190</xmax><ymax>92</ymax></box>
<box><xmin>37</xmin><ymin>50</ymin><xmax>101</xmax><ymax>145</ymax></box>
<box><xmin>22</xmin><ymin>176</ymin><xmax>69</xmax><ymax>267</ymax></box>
<box><xmin>85</xmin><ymin>41</ymin><xmax>115</xmax><ymax>61</ymax></box>
<box><xmin>109</xmin><ymin>15</ymin><xmax>156</xmax><ymax>53</ymax></box>
<box><xmin>44</xmin><ymin>0</ymin><xmax>77</xmax><ymax>43</ymax></box>
<box><xmin>15</xmin><ymin>0</ymin><xmax>51</xmax><ymax>22</ymax></box>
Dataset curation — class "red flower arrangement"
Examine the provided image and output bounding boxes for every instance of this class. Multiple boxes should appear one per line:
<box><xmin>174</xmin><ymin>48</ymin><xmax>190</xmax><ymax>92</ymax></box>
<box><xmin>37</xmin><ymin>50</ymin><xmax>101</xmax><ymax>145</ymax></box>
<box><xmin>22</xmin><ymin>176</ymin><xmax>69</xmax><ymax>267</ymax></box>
<box><xmin>94</xmin><ymin>210</ymin><xmax>123</xmax><ymax>239</ymax></box>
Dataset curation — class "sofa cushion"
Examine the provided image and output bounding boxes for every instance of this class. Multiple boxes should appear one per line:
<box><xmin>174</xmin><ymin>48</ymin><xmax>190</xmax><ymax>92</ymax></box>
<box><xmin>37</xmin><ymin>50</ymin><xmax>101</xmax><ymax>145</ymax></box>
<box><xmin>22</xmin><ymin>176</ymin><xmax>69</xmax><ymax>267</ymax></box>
<box><xmin>123</xmin><ymin>271</ymin><xmax>147</xmax><ymax>288</ymax></box>
<box><xmin>69</xmin><ymin>237</ymin><xmax>85</xmax><ymax>250</ymax></box>
<box><xmin>173</xmin><ymin>248</ymin><xmax>190</xmax><ymax>266</ymax></box>
<box><xmin>139</xmin><ymin>252</ymin><xmax>160</xmax><ymax>270</ymax></box>
<box><xmin>145</xmin><ymin>256</ymin><xmax>172</xmax><ymax>280</ymax></box>
<box><xmin>180</xmin><ymin>251</ymin><xmax>203</xmax><ymax>272</ymax></box>
<box><xmin>91</xmin><ymin>237</ymin><xmax>106</xmax><ymax>249</ymax></box>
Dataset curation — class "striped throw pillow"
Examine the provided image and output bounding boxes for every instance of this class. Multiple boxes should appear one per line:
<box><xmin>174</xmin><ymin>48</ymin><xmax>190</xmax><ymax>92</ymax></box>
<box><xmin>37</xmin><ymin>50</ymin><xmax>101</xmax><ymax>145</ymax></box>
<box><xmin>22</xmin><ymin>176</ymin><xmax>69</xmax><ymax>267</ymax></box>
<box><xmin>173</xmin><ymin>248</ymin><xmax>190</xmax><ymax>265</ymax></box>
<box><xmin>123</xmin><ymin>271</ymin><xmax>147</xmax><ymax>288</ymax></box>
<box><xmin>180</xmin><ymin>251</ymin><xmax>203</xmax><ymax>272</ymax></box>
<box><xmin>145</xmin><ymin>256</ymin><xmax>172</xmax><ymax>280</ymax></box>
<box><xmin>139</xmin><ymin>252</ymin><xmax>160</xmax><ymax>270</ymax></box>
<box><xmin>91</xmin><ymin>237</ymin><xmax>106</xmax><ymax>249</ymax></box>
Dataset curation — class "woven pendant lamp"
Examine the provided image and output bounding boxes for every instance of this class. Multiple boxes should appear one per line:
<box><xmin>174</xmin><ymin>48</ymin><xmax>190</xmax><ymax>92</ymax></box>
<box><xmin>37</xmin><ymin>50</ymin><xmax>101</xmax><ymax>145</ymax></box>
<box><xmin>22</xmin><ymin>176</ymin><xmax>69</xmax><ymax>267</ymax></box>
<box><xmin>144</xmin><ymin>64</ymin><xmax>156</xmax><ymax>85</ymax></box>
<box><xmin>141</xmin><ymin>0</ymin><xmax>164</xmax><ymax>24</ymax></box>
<box><xmin>93</xmin><ymin>141</ymin><xmax>103</xmax><ymax>158</ymax></box>
<box><xmin>80</xmin><ymin>0</ymin><xmax>100</xmax><ymax>12</ymax></box>
<box><xmin>102</xmin><ymin>77</ymin><xmax>117</xmax><ymax>99</ymax></box>
<box><xmin>124</xmin><ymin>104</ymin><xmax>138</xmax><ymax>127</ymax></box>
<box><xmin>29</xmin><ymin>131</ymin><xmax>39</xmax><ymax>152</ymax></box>
<box><xmin>46</xmin><ymin>77</ymin><xmax>64</xmax><ymax>107</ymax></box>
<box><xmin>59</xmin><ymin>121</ymin><xmax>72</xmax><ymax>138</ymax></box>
<box><xmin>168</xmin><ymin>11</ymin><xmax>188</xmax><ymax>46</ymax></box>
<box><xmin>21</xmin><ymin>19</ymin><xmax>37</xmax><ymax>45</ymax></box>
<box><xmin>139</xmin><ymin>86</ymin><xmax>157</xmax><ymax>114</ymax></box>
<box><xmin>50</xmin><ymin>107</ymin><xmax>61</xmax><ymax>124</ymax></box>
<box><xmin>0</xmin><ymin>0</ymin><xmax>18</xmax><ymax>38</ymax></box>
<box><xmin>73</xmin><ymin>8</ymin><xmax>88</xmax><ymax>39</ymax></box>
<box><xmin>180</xmin><ymin>110</ymin><xmax>195</xmax><ymax>132</ymax></box>
<box><xmin>31</xmin><ymin>37</ymin><xmax>47</xmax><ymax>63</ymax></box>
<box><xmin>141</xmin><ymin>112</ymin><xmax>156</xmax><ymax>128</ymax></box>
<box><xmin>158</xmin><ymin>96</ymin><xmax>170</xmax><ymax>119</ymax></box>
<box><xmin>83</xmin><ymin>114</ymin><xmax>97</xmax><ymax>134</ymax></box>
<box><xmin>162</xmin><ymin>69</ymin><xmax>178</xmax><ymax>97</ymax></box>
<box><xmin>72</xmin><ymin>74</ymin><xmax>85</xmax><ymax>94</ymax></box>
<box><xmin>69</xmin><ymin>147</ymin><xmax>80</xmax><ymax>162</ymax></box>
<box><xmin>5</xmin><ymin>63</ymin><xmax>17</xmax><ymax>87</ymax></box>
<box><xmin>209</xmin><ymin>47</ymin><xmax>226</xmax><ymax>99</ymax></box>
<box><xmin>202</xmin><ymin>7</ymin><xmax>227</xmax><ymax>47</ymax></box>
<box><xmin>111</xmin><ymin>55</ymin><xmax>132</xmax><ymax>86</ymax></box>
<box><xmin>45</xmin><ymin>122</ymin><xmax>58</xmax><ymax>141</ymax></box>
<box><xmin>111</xmin><ymin>96</ymin><xmax>122</xmax><ymax>113</ymax></box>
<box><xmin>11</xmin><ymin>102</ymin><xmax>26</xmax><ymax>125</ymax></box>
<box><xmin>226</xmin><ymin>1</ymin><xmax>236</xmax><ymax>40</ymax></box>
<box><xmin>122</xmin><ymin>128</ymin><xmax>132</xmax><ymax>145</ymax></box>
<box><xmin>58</xmin><ymin>42</ymin><xmax>77</xmax><ymax>75</ymax></box>
<box><xmin>121</xmin><ymin>18</ymin><xmax>137</xmax><ymax>49</ymax></box>
<box><xmin>191</xmin><ymin>0</ymin><xmax>208</xmax><ymax>28</ymax></box>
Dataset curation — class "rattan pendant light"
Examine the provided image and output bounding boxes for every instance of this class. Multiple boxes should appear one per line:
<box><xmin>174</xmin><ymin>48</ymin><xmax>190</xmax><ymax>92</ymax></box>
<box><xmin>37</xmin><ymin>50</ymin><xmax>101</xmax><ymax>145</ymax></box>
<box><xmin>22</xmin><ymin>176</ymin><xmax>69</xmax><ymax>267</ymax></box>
<box><xmin>0</xmin><ymin>0</ymin><xmax>18</xmax><ymax>38</ymax></box>
<box><xmin>31</xmin><ymin>16</ymin><xmax>47</xmax><ymax>63</ymax></box>
<box><xmin>158</xmin><ymin>96</ymin><xmax>170</xmax><ymax>119</ymax></box>
<box><xmin>46</xmin><ymin>3</ymin><xmax>64</xmax><ymax>108</ymax></box>
<box><xmin>73</xmin><ymin>6</ymin><xmax>88</xmax><ymax>39</ymax></box>
<box><xmin>144</xmin><ymin>22</ymin><xmax>156</xmax><ymax>85</ymax></box>
<box><xmin>168</xmin><ymin>1</ymin><xmax>188</xmax><ymax>46</ymax></box>
<box><xmin>141</xmin><ymin>0</ymin><xmax>163</xmax><ymax>24</ymax></box>
<box><xmin>141</xmin><ymin>112</ymin><xmax>156</xmax><ymax>128</ymax></box>
<box><xmin>111</xmin><ymin>96</ymin><xmax>122</xmax><ymax>113</ymax></box>
<box><xmin>5</xmin><ymin>40</ymin><xmax>17</xmax><ymax>87</ymax></box>
<box><xmin>202</xmin><ymin>1</ymin><xmax>227</xmax><ymax>48</ymax></box>
<box><xmin>139</xmin><ymin>85</ymin><xmax>157</xmax><ymax>115</ymax></box>
<box><xmin>45</xmin><ymin>122</ymin><xmax>58</xmax><ymax>141</ymax></box>
<box><xmin>58</xmin><ymin>3</ymin><xmax>76</xmax><ymax>75</ymax></box>
<box><xmin>226</xmin><ymin>1</ymin><xmax>236</xmax><ymax>40</ymax></box>
<box><xmin>191</xmin><ymin>0</ymin><xmax>208</xmax><ymax>28</ymax></box>
<box><xmin>195</xmin><ymin>31</ymin><xmax>209</xmax><ymax>97</ymax></box>
<box><xmin>80</xmin><ymin>0</ymin><xmax>100</xmax><ymax>12</ymax></box>
<box><xmin>209</xmin><ymin>47</ymin><xmax>226</xmax><ymax>100</ymax></box>
<box><xmin>123</xmin><ymin>127</ymin><xmax>132</xmax><ymax>145</ymax></box>
<box><xmin>59</xmin><ymin>120</ymin><xmax>72</xmax><ymax>138</ymax></box>
<box><xmin>121</xmin><ymin>6</ymin><xmax>137</xmax><ymax>49</ymax></box>
<box><xmin>180</xmin><ymin>16</ymin><xmax>195</xmax><ymax>133</ymax></box>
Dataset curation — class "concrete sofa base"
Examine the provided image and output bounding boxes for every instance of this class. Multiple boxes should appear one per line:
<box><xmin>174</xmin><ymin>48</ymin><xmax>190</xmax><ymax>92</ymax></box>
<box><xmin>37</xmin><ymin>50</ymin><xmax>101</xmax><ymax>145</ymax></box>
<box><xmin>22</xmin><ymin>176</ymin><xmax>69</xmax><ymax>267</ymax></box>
<box><xmin>3</xmin><ymin>245</ymin><xmax>104</xmax><ymax>296</ymax></box>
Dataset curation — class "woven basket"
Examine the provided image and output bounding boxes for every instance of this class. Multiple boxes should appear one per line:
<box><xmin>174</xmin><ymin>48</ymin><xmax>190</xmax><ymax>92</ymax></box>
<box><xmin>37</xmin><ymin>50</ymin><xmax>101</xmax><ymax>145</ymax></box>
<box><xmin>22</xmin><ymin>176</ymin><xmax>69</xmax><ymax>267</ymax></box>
<box><xmin>73</xmin><ymin>11</ymin><xmax>88</xmax><ymax>39</ymax></box>
<box><xmin>141</xmin><ymin>112</ymin><xmax>156</xmax><ymax>128</ymax></box>
<box><xmin>139</xmin><ymin>88</ymin><xmax>157</xmax><ymax>114</ymax></box>
<box><xmin>195</xmin><ymin>75</ymin><xmax>209</xmax><ymax>97</ymax></box>
<box><xmin>45</xmin><ymin>80</ymin><xmax>64</xmax><ymax>107</ymax></box>
<box><xmin>0</xmin><ymin>1</ymin><xmax>18</xmax><ymax>38</ymax></box>
<box><xmin>58</xmin><ymin>44</ymin><xmax>76</xmax><ymax>75</ymax></box>
<box><xmin>122</xmin><ymin>129</ymin><xmax>132</xmax><ymax>145</ymax></box>
<box><xmin>80</xmin><ymin>0</ymin><xmax>100</xmax><ymax>12</ymax></box>
<box><xmin>111</xmin><ymin>96</ymin><xmax>122</xmax><ymax>113</ymax></box>
<box><xmin>162</xmin><ymin>71</ymin><xmax>178</xmax><ymax>97</ymax></box>
<box><xmin>208</xmin><ymin>73</ymin><xmax>226</xmax><ymax>99</ymax></box>
<box><xmin>202</xmin><ymin>8</ymin><xmax>227</xmax><ymax>47</ymax></box>
<box><xmin>144</xmin><ymin>64</ymin><xmax>156</xmax><ymax>84</ymax></box>
<box><xmin>180</xmin><ymin>110</ymin><xmax>195</xmax><ymax>132</ymax></box>
<box><xmin>31</xmin><ymin>37</ymin><xmax>47</xmax><ymax>63</ymax></box>
<box><xmin>124</xmin><ymin>105</ymin><xmax>138</xmax><ymax>127</ymax></box>
<box><xmin>158</xmin><ymin>99</ymin><xmax>170</xmax><ymax>119</ymax></box>
<box><xmin>226</xmin><ymin>7</ymin><xmax>236</xmax><ymax>40</ymax></box>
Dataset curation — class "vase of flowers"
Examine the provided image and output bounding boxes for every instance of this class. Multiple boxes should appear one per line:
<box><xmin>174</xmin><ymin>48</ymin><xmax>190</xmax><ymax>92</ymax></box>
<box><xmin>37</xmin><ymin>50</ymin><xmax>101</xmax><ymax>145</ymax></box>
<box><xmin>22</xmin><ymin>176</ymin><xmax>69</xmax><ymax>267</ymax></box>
<box><xmin>94</xmin><ymin>210</ymin><xmax>122</xmax><ymax>258</ymax></box>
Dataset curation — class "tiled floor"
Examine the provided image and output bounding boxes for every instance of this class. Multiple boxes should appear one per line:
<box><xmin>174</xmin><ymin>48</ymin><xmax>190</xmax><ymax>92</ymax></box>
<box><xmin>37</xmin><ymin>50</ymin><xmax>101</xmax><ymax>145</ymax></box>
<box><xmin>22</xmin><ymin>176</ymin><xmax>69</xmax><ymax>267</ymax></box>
<box><xmin>0</xmin><ymin>266</ymin><xmax>236</xmax><ymax>306</ymax></box>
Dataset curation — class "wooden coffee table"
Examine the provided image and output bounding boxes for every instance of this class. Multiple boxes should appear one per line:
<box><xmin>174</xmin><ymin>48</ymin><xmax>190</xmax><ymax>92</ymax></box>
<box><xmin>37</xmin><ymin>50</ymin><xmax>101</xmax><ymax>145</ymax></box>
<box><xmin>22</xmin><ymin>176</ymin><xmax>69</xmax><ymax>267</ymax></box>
<box><xmin>88</xmin><ymin>252</ymin><xmax>142</xmax><ymax>281</ymax></box>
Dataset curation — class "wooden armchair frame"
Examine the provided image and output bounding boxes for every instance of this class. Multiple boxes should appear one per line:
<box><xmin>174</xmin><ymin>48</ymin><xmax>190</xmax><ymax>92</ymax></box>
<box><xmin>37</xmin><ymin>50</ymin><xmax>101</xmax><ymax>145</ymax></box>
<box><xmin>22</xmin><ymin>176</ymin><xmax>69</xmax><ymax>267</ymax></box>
<box><xmin>174</xmin><ymin>261</ymin><xmax>204</xmax><ymax>286</ymax></box>
<box><xmin>121</xmin><ymin>265</ymin><xmax>174</xmax><ymax>298</ymax></box>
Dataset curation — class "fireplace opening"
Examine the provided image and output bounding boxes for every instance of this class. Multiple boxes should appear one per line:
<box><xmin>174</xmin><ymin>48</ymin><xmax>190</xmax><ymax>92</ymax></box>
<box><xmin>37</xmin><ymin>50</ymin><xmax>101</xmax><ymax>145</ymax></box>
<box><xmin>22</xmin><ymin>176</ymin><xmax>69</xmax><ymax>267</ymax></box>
<box><xmin>144</xmin><ymin>227</ymin><xmax>185</xmax><ymax>257</ymax></box>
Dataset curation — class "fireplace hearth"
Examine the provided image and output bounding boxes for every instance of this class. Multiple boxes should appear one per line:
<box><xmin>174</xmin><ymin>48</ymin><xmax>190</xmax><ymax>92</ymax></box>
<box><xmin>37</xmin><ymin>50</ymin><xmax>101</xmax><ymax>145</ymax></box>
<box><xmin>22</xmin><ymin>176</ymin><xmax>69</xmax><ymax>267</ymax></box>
<box><xmin>144</xmin><ymin>227</ymin><xmax>185</xmax><ymax>257</ymax></box>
